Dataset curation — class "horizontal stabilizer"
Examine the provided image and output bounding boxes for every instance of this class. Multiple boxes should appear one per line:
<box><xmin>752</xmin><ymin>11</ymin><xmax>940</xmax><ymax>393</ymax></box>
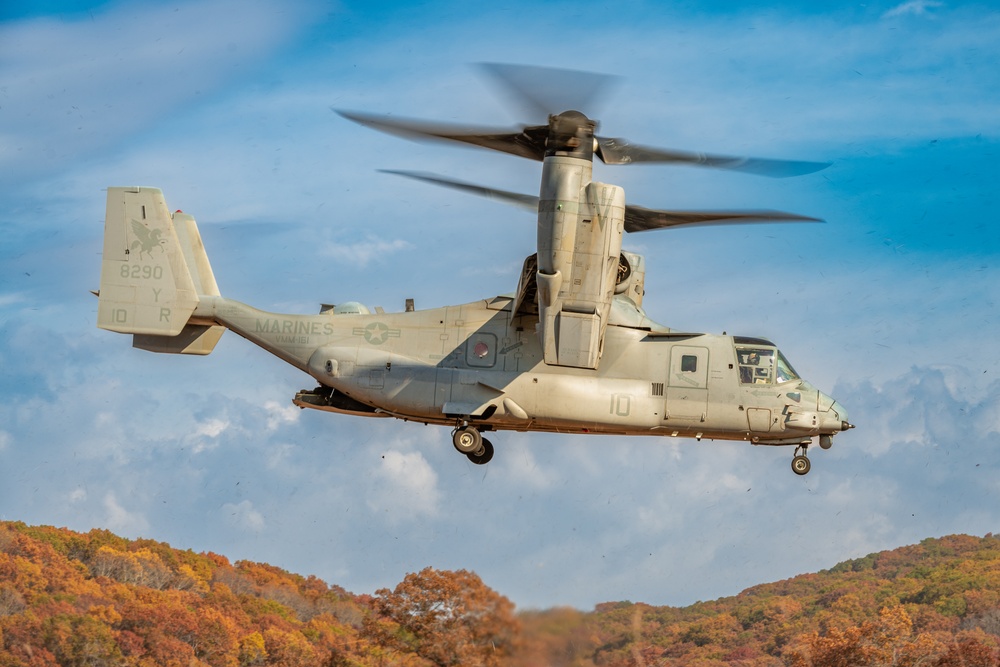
<box><xmin>133</xmin><ymin>324</ymin><xmax>224</xmax><ymax>355</ymax></box>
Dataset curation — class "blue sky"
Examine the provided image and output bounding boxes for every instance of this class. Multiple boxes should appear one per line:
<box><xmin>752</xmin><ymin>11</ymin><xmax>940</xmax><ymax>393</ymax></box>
<box><xmin>1</xmin><ymin>0</ymin><xmax>998</xmax><ymax>610</ymax></box>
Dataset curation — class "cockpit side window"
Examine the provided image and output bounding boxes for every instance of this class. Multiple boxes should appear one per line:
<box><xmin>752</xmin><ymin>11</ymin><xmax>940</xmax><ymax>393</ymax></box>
<box><xmin>775</xmin><ymin>351</ymin><xmax>800</xmax><ymax>384</ymax></box>
<box><xmin>737</xmin><ymin>347</ymin><xmax>775</xmax><ymax>384</ymax></box>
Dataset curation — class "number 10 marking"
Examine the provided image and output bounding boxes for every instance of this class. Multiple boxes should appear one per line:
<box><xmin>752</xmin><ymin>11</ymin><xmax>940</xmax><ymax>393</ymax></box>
<box><xmin>610</xmin><ymin>394</ymin><xmax>631</xmax><ymax>417</ymax></box>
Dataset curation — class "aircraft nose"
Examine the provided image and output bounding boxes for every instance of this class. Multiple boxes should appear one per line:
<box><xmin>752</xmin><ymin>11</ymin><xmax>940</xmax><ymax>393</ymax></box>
<box><xmin>832</xmin><ymin>401</ymin><xmax>853</xmax><ymax>431</ymax></box>
<box><xmin>819</xmin><ymin>393</ymin><xmax>853</xmax><ymax>432</ymax></box>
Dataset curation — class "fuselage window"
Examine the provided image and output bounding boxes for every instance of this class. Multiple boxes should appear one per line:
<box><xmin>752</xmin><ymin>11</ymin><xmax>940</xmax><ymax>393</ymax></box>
<box><xmin>681</xmin><ymin>355</ymin><xmax>697</xmax><ymax>373</ymax></box>
<box><xmin>737</xmin><ymin>347</ymin><xmax>775</xmax><ymax>384</ymax></box>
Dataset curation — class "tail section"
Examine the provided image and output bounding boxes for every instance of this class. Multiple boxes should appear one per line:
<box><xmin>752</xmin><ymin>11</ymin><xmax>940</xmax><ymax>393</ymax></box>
<box><xmin>97</xmin><ymin>187</ymin><xmax>224</xmax><ymax>355</ymax></box>
<box><xmin>173</xmin><ymin>210</ymin><xmax>221</xmax><ymax>299</ymax></box>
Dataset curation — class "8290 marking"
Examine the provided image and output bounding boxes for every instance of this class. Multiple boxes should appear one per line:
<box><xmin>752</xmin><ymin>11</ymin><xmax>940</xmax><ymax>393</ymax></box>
<box><xmin>120</xmin><ymin>264</ymin><xmax>163</xmax><ymax>280</ymax></box>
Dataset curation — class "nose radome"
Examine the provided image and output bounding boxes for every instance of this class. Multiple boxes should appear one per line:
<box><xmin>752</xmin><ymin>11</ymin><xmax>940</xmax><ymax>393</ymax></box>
<box><xmin>840</xmin><ymin>410</ymin><xmax>855</xmax><ymax>432</ymax></box>
<box><xmin>820</xmin><ymin>396</ymin><xmax>853</xmax><ymax>432</ymax></box>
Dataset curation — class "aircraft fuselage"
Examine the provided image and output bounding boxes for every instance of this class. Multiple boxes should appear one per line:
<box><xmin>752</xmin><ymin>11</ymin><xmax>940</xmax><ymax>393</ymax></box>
<box><xmin>193</xmin><ymin>292</ymin><xmax>849</xmax><ymax>446</ymax></box>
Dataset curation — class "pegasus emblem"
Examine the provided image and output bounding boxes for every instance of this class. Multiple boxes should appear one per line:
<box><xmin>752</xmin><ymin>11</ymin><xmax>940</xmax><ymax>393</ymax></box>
<box><xmin>129</xmin><ymin>219</ymin><xmax>165</xmax><ymax>259</ymax></box>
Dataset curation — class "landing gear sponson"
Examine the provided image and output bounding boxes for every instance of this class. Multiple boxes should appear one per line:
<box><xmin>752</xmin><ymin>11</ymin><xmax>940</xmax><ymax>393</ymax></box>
<box><xmin>452</xmin><ymin>426</ymin><xmax>837</xmax><ymax>473</ymax></box>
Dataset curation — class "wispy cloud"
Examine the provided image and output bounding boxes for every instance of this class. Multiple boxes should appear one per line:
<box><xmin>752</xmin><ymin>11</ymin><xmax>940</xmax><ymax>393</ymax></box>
<box><xmin>222</xmin><ymin>499</ymin><xmax>266</xmax><ymax>533</ymax></box>
<box><xmin>883</xmin><ymin>0</ymin><xmax>945</xmax><ymax>19</ymax></box>
<box><xmin>103</xmin><ymin>491</ymin><xmax>149</xmax><ymax>535</ymax></box>
<box><xmin>0</xmin><ymin>0</ymin><xmax>320</xmax><ymax>181</ymax></box>
<box><xmin>322</xmin><ymin>237</ymin><xmax>412</xmax><ymax>268</ymax></box>
<box><xmin>0</xmin><ymin>293</ymin><xmax>27</xmax><ymax>308</ymax></box>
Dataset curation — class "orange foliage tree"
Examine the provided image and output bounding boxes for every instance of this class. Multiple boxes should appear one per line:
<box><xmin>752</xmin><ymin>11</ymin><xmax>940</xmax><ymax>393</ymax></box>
<box><xmin>366</xmin><ymin>567</ymin><xmax>520</xmax><ymax>667</ymax></box>
<box><xmin>789</xmin><ymin>605</ymin><xmax>946</xmax><ymax>667</ymax></box>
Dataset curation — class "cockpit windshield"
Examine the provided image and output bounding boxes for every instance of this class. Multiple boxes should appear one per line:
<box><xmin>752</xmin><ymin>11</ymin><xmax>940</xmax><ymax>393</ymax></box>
<box><xmin>775</xmin><ymin>351</ymin><xmax>800</xmax><ymax>383</ymax></box>
<box><xmin>736</xmin><ymin>346</ymin><xmax>800</xmax><ymax>385</ymax></box>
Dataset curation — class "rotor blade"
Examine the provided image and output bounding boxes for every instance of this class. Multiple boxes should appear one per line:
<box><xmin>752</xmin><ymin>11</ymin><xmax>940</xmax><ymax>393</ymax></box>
<box><xmin>623</xmin><ymin>206</ymin><xmax>823</xmax><ymax>233</ymax></box>
<box><xmin>379</xmin><ymin>170</ymin><xmax>540</xmax><ymax>212</ymax></box>
<box><xmin>381</xmin><ymin>169</ymin><xmax>823</xmax><ymax>232</ymax></box>
<box><xmin>478</xmin><ymin>63</ymin><xmax>620</xmax><ymax>120</ymax></box>
<box><xmin>337</xmin><ymin>110</ymin><xmax>547</xmax><ymax>161</ymax></box>
<box><xmin>596</xmin><ymin>137</ymin><xmax>830</xmax><ymax>177</ymax></box>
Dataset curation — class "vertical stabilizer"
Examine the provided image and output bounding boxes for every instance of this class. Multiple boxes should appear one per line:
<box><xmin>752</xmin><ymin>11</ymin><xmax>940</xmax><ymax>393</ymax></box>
<box><xmin>173</xmin><ymin>211</ymin><xmax>221</xmax><ymax>297</ymax></box>
<box><xmin>97</xmin><ymin>188</ymin><xmax>223</xmax><ymax>356</ymax></box>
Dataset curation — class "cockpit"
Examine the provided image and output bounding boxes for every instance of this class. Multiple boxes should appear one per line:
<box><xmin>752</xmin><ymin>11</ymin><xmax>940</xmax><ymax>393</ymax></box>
<box><xmin>734</xmin><ymin>336</ymin><xmax>800</xmax><ymax>385</ymax></box>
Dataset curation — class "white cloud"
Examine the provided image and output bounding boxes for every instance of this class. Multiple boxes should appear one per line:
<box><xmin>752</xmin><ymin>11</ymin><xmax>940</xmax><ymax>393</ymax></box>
<box><xmin>103</xmin><ymin>491</ymin><xmax>149</xmax><ymax>535</ymax></box>
<box><xmin>194</xmin><ymin>418</ymin><xmax>230</xmax><ymax>439</ymax></box>
<box><xmin>368</xmin><ymin>449</ymin><xmax>440</xmax><ymax>520</ymax></box>
<box><xmin>883</xmin><ymin>1</ymin><xmax>945</xmax><ymax>19</ymax></box>
<box><xmin>322</xmin><ymin>237</ymin><xmax>412</xmax><ymax>268</ymax></box>
<box><xmin>186</xmin><ymin>417</ymin><xmax>231</xmax><ymax>454</ymax></box>
<box><xmin>264</xmin><ymin>400</ymin><xmax>300</xmax><ymax>431</ymax></box>
<box><xmin>222</xmin><ymin>499</ymin><xmax>266</xmax><ymax>532</ymax></box>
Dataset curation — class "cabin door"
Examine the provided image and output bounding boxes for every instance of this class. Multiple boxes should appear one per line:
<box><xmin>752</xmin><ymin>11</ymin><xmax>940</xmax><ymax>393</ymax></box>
<box><xmin>664</xmin><ymin>346</ymin><xmax>709</xmax><ymax>422</ymax></box>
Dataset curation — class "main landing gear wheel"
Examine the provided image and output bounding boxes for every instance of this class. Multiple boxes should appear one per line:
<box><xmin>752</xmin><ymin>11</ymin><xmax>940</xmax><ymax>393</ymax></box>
<box><xmin>467</xmin><ymin>438</ymin><xmax>494</xmax><ymax>465</ymax></box>
<box><xmin>452</xmin><ymin>426</ymin><xmax>482</xmax><ymax>454</ymax></box>
<box><xmin>791</xmin><ymin>444</ymin><xmax>811</xmax><ymax>475</ymax></box>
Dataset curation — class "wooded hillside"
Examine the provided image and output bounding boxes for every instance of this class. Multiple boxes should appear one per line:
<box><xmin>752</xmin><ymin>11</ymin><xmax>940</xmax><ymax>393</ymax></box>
<box><xmin>513</xmin><ymin>533</ymin><xmax>1000</xmax><ymax>666</ymax></box>
<box><xmin>2</xmin><ymin>522</ymin><xmax>999</xmax><ymax>666</ymax></box>
<box><xmin>0</xmin><ymin>521</ymin><xmax>516</xmax><ymax>666</ymax></box>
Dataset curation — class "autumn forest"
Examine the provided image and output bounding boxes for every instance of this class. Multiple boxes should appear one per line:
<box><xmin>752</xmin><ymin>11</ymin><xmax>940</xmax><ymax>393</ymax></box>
<box><xmin>1</xmin><ymin>522</ymin><xmax>999</xmax><ymax>666</ymax></box>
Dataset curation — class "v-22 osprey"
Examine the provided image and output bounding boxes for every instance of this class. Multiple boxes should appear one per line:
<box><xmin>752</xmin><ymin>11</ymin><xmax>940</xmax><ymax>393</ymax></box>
<box><xmin>96</xmin><ymin>65</ymin><xmax>853</xmax><ymax>475</ymax></box>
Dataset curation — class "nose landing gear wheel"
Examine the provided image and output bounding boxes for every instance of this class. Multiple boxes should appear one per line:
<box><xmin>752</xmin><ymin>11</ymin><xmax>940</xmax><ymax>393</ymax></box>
<box><xmin>452</xmin><ymin>426</ymin><xmax>482</xmax><ymax>454</ymax></box>
<box><xmin>791</xmin><ymin>444</ymin><xmax>811</xmax><ymax>475</ymax></box>
<box><xmin>791</xmin><ymin>455</ymin><xmax>811</xmax><ymax>475</ymax></box>
<box><xmin>467</xmin><ymin>438</ymin><xmax>494</xmax><ymax>465</ymax></box>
